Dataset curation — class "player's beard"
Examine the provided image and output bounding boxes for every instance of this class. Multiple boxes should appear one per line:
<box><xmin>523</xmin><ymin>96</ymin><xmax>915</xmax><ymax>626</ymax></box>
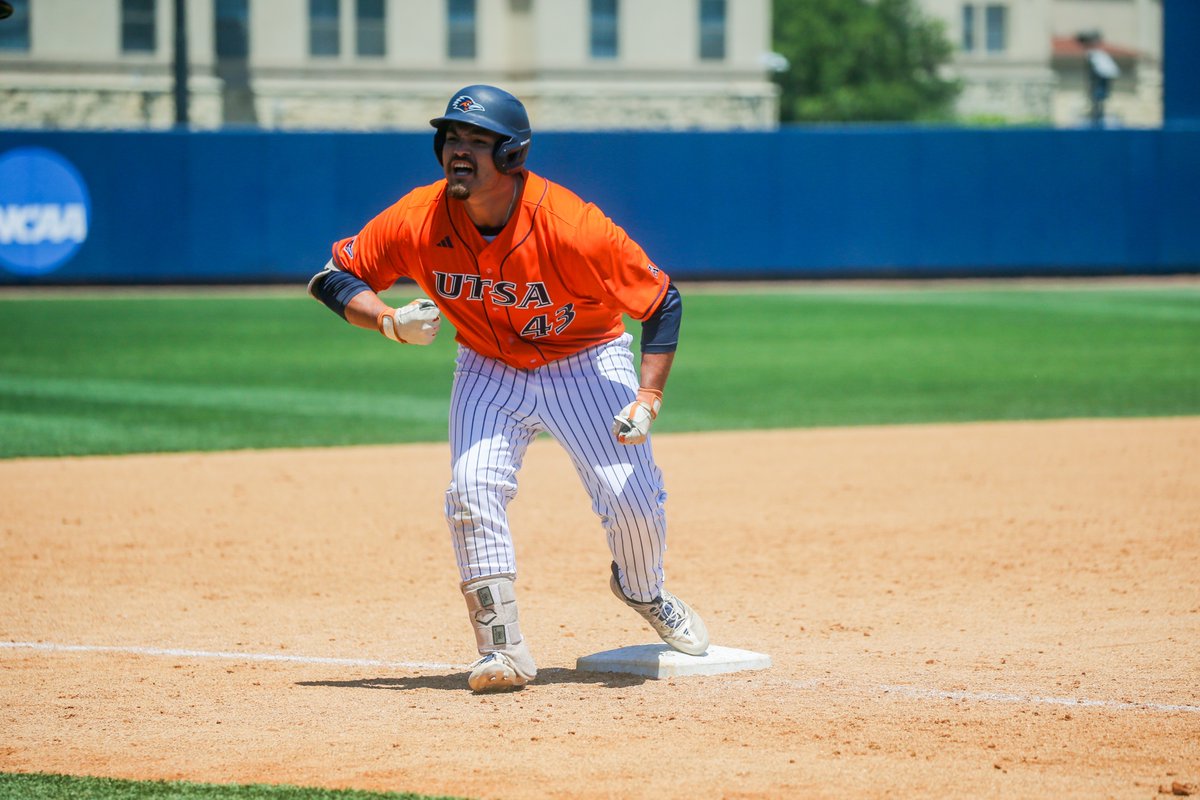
<box><xmin>446</xmin><ymin>181</ymin><xmax>471</xmax><ymax>201</ymax></box>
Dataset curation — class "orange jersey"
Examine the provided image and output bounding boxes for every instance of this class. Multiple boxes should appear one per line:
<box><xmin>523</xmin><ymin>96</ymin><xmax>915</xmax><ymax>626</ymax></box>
<box><xmin>330</xmin><ymin>170</ymin><xmax>669</xmax><ymax>370</ymax></box>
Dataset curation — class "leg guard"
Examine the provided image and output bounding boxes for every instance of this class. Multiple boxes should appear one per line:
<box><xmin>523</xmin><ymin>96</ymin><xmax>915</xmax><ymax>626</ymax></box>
<box><xmin>462</xmin><ymin>574</ymin><xmax>537</xmax><ymax>692</ymax></box>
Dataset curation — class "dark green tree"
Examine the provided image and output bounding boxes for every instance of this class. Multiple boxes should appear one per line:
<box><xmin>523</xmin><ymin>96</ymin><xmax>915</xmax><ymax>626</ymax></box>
<box><xmin>773</xmin><ymin>0</ymin><xmax>961</xmax><ymax>122</ymax></box>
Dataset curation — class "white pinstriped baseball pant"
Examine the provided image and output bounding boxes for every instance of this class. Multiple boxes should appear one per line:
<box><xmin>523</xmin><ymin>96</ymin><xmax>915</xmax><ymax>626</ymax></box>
<box><xmin>445</xmin><ymin>333</ymin><xmax>668</xmax><ymax>602</ymax></box>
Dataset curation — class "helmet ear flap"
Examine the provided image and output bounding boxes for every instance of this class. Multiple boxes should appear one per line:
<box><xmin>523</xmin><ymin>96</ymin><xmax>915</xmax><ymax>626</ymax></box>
<box><xmin>493</xmin><ymin>141</ymin><xmax>525</xmax><ymax>175</ymax></box>
<box><xmin>432</xmin><ymin>126</ymin><xmax>447</xmax><ymax>168</ymax></box>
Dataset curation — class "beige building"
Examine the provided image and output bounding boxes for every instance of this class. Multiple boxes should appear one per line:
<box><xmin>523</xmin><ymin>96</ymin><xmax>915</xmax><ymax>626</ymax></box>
<box><xmin>0</xmin><ymin>0</ymin><xmax>779</xmax><ymax>131</ymax></box>
<box><xmin>920</xmin><ymin>0</ymin><xmax>1162</xmax><ymax>126</ymax></box>
<box><xmin>0</xmin><ymin>0</ymin><xmax>1161</xmax><ymax>131</ymax></box>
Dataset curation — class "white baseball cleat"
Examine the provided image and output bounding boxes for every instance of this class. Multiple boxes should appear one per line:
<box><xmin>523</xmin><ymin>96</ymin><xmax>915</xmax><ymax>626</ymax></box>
<box><xmin>467</xmin><ymin>651</ymin><xmax>531</xmax><ymax>693</ymax></box>
<box><xmin>609</xmin><ymin>562</ymin><xmax>710</xmax><ymax>656</ymax></box>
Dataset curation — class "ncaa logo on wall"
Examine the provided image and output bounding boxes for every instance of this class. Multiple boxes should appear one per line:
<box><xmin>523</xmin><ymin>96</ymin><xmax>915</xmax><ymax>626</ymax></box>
<box><xmin>0</xmin><ymin>147</ymin><xmax>91</xmax><ymax>276</ymax></box>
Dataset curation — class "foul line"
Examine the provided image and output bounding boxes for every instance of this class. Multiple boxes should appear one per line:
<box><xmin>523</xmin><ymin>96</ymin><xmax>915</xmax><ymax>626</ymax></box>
<box><xmin>0</xmin><ymin>641</ymin><xmax>462</xmax><ymax>671</ymax></box>
<box><xmin>878</xmin><ymin>683</ymin><xmax>1200</xmax><ymax>714</ymax></box>
<box><xmin>784</xmin><ymin>679</ymin><xmax>1199</xmax><ymax>715</ymax></box>
<box><xmin>5</xmin><ymin>641</ymin><xmax>1197</xmax><ymax>714</ymax></box>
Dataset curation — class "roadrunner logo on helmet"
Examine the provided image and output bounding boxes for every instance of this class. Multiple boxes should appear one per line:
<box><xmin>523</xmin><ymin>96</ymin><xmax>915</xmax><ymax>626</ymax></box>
<box><xmin>451</xmin><ymin>95</ymin><xmax>485</xmax><ymax>113</ymax></box>
<box><xmin>431</xmin><ymin>84</ymin><xmax>532</xmax><ymax>175</ymax></box>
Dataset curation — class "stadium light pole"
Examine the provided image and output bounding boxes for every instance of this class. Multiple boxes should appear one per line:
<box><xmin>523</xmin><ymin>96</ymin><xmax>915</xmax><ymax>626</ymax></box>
<box><xmin>173</xmin><ymin>0</ymin><xmax>189</xmax><ymax>127</ymax></box>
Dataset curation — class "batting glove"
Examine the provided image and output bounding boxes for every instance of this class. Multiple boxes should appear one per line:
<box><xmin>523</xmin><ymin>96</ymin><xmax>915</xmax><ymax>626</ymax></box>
<box><xmin>378</xmin><ymin>299</ymin><xmax>441</xmax><ymax>345</ymax></box>
<box><xmin>611</xmin><ymin>388</ymin><xmax>662</xmax><ymax>446</ymax></box>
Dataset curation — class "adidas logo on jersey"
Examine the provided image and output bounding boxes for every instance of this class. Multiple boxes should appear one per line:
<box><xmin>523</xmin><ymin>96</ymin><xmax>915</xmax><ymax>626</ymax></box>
<box><xmin>436</xmin><ymin>236</ymin><xmax>453</xmax><ymax>248</ymax></box>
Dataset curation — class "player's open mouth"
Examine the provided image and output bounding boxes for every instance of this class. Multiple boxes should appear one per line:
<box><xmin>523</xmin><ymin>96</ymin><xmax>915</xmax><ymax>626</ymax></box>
<box><xmin>450</xmin><ymin>160</ymin><xmax>475</xmax><ymax>177</ymax></box>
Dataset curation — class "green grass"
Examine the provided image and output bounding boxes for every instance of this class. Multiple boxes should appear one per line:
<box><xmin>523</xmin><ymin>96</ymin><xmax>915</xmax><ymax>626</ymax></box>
<box><xmin>669</xmin><ymin>285</ymin><xmax>1199</xmax><ymax>431</ymax></box>
<box><xmin>0</xmin><ymin>773</ymin><xmax>466</xmax><ymax>800</ymax></box>
<box><xmin>0</xmin><ymin>284</ymin><xmax>1197</xmax><ymax>458</ymax></box>
<box><xmin>0</xmin><ymin>290</ymin><xmax>455</xmax><ymax>457</ymax></box>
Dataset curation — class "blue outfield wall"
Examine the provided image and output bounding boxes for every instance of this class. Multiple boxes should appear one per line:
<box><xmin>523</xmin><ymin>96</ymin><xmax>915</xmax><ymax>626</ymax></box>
<box><xmin>0</xmin><ymin>125</ymin><xmax>1198</xmax><ymax>285</ymax></box>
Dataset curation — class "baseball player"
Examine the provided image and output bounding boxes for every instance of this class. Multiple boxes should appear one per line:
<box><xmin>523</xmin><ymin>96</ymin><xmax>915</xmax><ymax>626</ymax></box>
<box><xmin>308</xmin><ymin>85</ymin><xmax>707</xmax><ymax>693</ymax></box>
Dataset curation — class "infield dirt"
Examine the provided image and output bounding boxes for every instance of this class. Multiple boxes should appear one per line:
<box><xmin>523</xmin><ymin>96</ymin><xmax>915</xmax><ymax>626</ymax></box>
<box><xmin>2</xmin><ymin>418</ymin><xmax>1197</xmax><ymax>799</ymax></box>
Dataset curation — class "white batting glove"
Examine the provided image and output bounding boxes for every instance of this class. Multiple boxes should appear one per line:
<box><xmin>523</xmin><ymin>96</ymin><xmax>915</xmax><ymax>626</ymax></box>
<box><xmin>377</xmin><ymin>299</ymin><xmax>441</xmax><ymax>345</ymax></box>
<box><xmin>611</xmin><ymin>388</ymin><xmax>663</xmax><ymax>446</ymax></box>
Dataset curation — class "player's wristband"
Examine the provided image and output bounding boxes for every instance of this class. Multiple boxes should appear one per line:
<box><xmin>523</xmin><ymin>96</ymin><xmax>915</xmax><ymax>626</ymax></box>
<box><xmin>377</xmin><ymin>309</ymin><xmax>410</xmax><ymax>343</ymax></box>
<box><xmin>635</xmin><ymin>387</ymin><xmax>663</xmax><ymax>418</ymax></box>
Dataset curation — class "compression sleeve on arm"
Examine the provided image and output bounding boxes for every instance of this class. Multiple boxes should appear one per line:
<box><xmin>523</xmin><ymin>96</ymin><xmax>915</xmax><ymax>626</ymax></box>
<box><xmin>640</xmin><ymin>282</ymin><xmax>682</xmax><ymax>354</ymax></box>
<box><xmin>307</xmin><ymin>260</ymin><xmax>373</xmax><ymax>321</ymax></box>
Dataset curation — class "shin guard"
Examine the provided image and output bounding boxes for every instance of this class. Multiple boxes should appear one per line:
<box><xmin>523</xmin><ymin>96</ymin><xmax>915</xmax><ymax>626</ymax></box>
<box><xmin>462</xmin><ymin>574</ymin><xmax>537</xmax><ymax>681</ymax></box>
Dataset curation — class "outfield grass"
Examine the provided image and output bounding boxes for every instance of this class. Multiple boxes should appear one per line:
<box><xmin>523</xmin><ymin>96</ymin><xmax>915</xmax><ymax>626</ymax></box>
<box><xmin>0</xmin><ymin>283</ymin><xmax>1197</xmax><ymax>459</ymax></box>
<box><xmin>0</xmin><ymin>773</ymin><xmax>467</xmax><ymax>800</ymax></box>
<box><xmin>670</xmin><ymin>284</ymin><xmax>1200</xmax><ymax>431</ymax></box>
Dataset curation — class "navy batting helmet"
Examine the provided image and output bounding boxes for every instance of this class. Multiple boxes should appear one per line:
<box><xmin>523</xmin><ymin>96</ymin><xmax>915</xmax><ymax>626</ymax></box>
<box><xmin>430</xmin><ymin>85</ymin><xmax>532</xmax><ymax>175</ymax></box>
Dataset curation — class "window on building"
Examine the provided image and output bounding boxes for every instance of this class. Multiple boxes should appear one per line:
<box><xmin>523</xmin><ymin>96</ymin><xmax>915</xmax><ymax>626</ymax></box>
<box><xmin>310</xmin><ymin>0</ymin><xmax>340</xmax><ymax>57</ymax></box>
<box><xmin>356</xmin><ymin>0</ymin><xmax>386</xmax><ymax>57</ymax></box>
<box><xmin>961</xmin><ymin>3</ymin><xmax>1006</xmax><ymax>54</ymax></box>
<box><xmin>961</xmin><ymin>4</ymin><xmax>975</xmax><ymax>52</ymax></box>
<box><xmin>121</xmin><ymin>0</ymin><xmax>156</xmax><ymax>54</ymax></box>
<box><xmin>699</xmin><ymin>0</ymin><xmax>726</xmax><ymax>61</ymax></box>
<box><xmin>215</xmin><ymin>0</ymin><xmax>250</xmax><ymax>59</ymax></box>
<box><xmin>0</xmin><ymin>0</ymin><xmax>30</xmax><ymax>52</ymax></box>
<box><xmin>985</xmin><ymin>4</ymin><xmax>1007</xmax><ymax>53</ymax></box>
<box><xmin>590</xmin><ymin>0</ymin><xmax>618</xmax><ymax>59</ymax></box>
<box><xmin>215</xmin><ymin>0</ymin><xmax>255</xmax><ymax>124</ymax></box>
<box><xmin>448</xmin><ymin>0</ymin><xmax>476</xmax><ymax>60</ymax></box>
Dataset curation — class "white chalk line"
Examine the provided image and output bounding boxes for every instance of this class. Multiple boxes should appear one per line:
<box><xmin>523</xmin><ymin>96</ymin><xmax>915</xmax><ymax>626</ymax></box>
<box><xmin>5</xmin><ymin>641</ymin><xmax>1197</xmax><ymax>714</ymax></box>
<box><xmin>0</xmin><ymin>640</ymin><xmax>462</xmax><ymax>671</ymax></box>
<box><xmin>786</xmin><ymin>679</ymin><xmax>1200</xmax><ymax>715</ymax></box>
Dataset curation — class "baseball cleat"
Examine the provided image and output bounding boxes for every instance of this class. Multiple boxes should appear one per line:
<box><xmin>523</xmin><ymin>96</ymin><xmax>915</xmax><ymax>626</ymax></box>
<box><xmin>467</xmin><ymin>652</ymin><xmax>530</xmax><ymax>693</ymax></box>
<box><xmin>609</xmin><ymin>562</ymin><xmax>709</xmax><ymax>656</ymax></box>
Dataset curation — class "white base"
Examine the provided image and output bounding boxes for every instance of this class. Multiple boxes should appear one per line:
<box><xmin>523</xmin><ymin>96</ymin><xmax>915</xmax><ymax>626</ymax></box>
<box><xmin>576</xmin><ymin>644</ymin><xmax>771</xmax><ymax>679</ymax></box>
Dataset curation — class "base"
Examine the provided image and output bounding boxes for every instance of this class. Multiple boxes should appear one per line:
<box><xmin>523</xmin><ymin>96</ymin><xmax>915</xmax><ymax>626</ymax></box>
<box><xmin>576</xmin><ymin>644</ymin><xmax>771</xmax><ymax>679</ymax></box>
